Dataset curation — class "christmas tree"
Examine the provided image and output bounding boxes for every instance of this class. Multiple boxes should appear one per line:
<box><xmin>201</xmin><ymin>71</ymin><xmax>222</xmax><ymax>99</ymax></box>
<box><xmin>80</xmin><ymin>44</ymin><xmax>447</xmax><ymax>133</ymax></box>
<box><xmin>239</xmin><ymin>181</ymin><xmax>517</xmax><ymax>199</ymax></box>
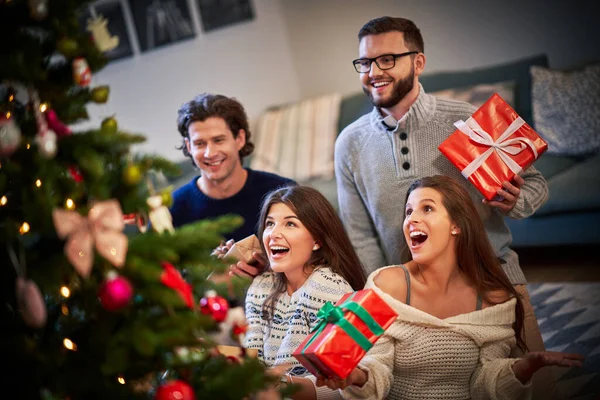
<box><xmin>0</xmin><ymin>1</ymin><xmax>280</xmax><ymax>398</ymax></box>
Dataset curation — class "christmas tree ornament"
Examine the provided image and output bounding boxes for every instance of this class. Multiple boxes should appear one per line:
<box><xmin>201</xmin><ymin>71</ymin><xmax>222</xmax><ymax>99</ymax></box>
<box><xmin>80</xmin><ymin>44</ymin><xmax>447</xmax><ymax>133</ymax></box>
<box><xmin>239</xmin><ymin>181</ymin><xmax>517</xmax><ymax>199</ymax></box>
<box><xmin>28</xmin><ymin>0</ymin><xmax>49</xmax><ymax>20</ymax></box>
<box><xmin>147</xmin><ymin>195</ymin><xmax>174</xmax><ymax>234</ymax></box>
<box><xmin>101</xmin><ymin>116</ymin><xmax>118</xmax><ymax>134</ymax></box>
<box><xmin>57</xmin><ymin>37</ymin><xmax>78</xmax><ymax>58</ymax></box>
<box><xmin>73</xmin><ymin>58</ymin><xmax>92</xmax><ymax>87</ymax></box>
<box><xmin>90</xmin><ymin>85</ymin><xmax>110</xmax><ymax>103</ymax></box>
<box><xmin>0</xmin><ymin>113</ymin><xmax>22</xmax><ymax>156</ymax></box>
<box><xmin>98</xmin><ymin>271</ymin><xmax>133</xmax><ymax>311</ymax></box>
<box><xmin>160</xmin><ymin>188</ymin><xmax>173</xmax><ymax>208</ymax></box>
<box><xmin>30</xmin><ymin>90</ymin><xmax>57</xmax><ymax>159</ymax></box>
<box><xmin>45</xmin><ymin>109</ymin><xmax>71</xmax><ymax>137</ymax></box>
<box><xmin>160</xmin><ymin>262</ymin><xmax>194</xmax><ymax>309</ymax></box>
<box><xmin>68</xmin><ymin>166</ymin><xmax>84</xmax><ymax>183</ymax></box>
<box><xmin>35</xmin><ymin>129</ymin><xmax>57</xmax><ymax>158</ymax></box>
<box><xmin>123</xmin><ymin>211</ymin><xmax>148</xmax><ymax>233</ymax></box>
<box><xmin>224</xmin><ymin>306</ymin><xmax>248</xmax><ymax>345</ymax></box>
<box><xmin>155</xmin><ymin>380</ymin><xmax>195</xmax><ymax>400</ymax></box>
<box><xmin>52</xmin><ymin>199</ymin><xmax>128</xmax><ymax>278</ymax></box>
<box><xmin>199</xmin><ymin>290</ymin><xmax>229</xmax><ymax>323</ymax></box>
<box><xmin>122</xmin><ymin>164</ymin><xmax>142</xmax><ymax>186</ymax></box>
<box><xmin>15</xmin><ymin>277</ymin><xmax>47</xmax><ymax>328</ymax></box>
<box><xmin>86</xmin><ymin>13</ymin><xmax>119</xmax><ymax>53</ymax></box>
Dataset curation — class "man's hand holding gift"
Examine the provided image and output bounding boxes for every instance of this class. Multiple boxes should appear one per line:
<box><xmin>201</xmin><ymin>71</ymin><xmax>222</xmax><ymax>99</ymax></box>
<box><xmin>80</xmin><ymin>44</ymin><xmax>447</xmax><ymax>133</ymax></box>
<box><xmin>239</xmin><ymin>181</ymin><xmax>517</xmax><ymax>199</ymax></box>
<box><xmin>482</xmin><ymin>174</ymin><xmax>525</xmax><ymax>212</ymax></box>
<box><xmin>219</xmin><ymin>234</ymin><xmax>266</xmax><ymax>279</ymax></box>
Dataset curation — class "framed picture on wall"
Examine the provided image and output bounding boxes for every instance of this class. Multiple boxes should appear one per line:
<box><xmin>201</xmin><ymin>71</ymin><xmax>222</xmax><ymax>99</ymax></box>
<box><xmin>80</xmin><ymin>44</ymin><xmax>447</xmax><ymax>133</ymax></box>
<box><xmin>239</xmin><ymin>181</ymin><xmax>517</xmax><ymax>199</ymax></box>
<box><xmin>128</xmin><ymin>0</ymin><xmax>196</xmax><ymax>52</ymax></box>
<box><xmin>79</xmin><ymin>0</ymin><xmax>133</xmax><ymax>62</ymax></box>
<box><xmin>197</xmin><ymin>0</ymin><xmax>254</xmax><ymax>33</ymax></box>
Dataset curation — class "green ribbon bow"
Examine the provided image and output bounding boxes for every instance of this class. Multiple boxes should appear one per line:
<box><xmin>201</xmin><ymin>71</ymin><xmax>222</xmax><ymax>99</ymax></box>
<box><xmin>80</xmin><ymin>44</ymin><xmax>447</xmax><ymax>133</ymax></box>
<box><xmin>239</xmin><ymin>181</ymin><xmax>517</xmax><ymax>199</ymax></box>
<box><xmin>302</xmin><ymin>292</ymin><xmax>385</xmax><ymax>354</ymax></box>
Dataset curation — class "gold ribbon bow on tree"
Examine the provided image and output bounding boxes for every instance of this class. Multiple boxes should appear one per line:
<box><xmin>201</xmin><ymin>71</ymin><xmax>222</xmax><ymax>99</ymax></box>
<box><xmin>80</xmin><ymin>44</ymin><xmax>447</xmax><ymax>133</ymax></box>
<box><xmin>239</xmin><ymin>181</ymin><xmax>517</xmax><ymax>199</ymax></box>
<box><xmin>52</xmin><ymin>199</ymin><xmax>128</xmax><ymax>278</ymax></box>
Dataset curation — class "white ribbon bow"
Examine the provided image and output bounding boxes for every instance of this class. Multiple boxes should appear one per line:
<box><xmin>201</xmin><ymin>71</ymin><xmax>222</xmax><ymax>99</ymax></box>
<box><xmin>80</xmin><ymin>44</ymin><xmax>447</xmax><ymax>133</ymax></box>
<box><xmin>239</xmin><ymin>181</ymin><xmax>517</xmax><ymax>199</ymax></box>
<box><xmin>453</xmin><ymin>116</ymin><xmax>539</xmax><ymax>179</ymax></box>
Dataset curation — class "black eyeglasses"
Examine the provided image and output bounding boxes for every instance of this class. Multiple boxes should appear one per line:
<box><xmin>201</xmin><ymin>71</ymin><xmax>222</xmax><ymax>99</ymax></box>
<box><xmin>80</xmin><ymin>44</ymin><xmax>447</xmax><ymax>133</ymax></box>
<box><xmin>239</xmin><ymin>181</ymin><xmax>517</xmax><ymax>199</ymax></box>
<box><xmin>352</xmin><ymin>51</ymin><xmax>418</xmax><ymax>73</ymax></box>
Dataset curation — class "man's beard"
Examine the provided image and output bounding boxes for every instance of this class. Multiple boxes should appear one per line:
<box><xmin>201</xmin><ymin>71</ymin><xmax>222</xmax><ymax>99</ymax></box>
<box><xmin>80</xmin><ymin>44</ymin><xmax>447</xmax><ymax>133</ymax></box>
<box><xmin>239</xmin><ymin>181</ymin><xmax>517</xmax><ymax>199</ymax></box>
<box><xmin>364</xmin><ymin>66</ymin><xmax>415</xmax><ymax>109</ymax></box>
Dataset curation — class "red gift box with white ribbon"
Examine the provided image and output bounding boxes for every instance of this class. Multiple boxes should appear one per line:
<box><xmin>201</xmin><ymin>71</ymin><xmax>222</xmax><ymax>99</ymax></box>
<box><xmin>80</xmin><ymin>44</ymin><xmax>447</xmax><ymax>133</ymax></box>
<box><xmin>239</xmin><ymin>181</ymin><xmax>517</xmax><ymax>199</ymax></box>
<box><xmin>439</xmin><ymin>93</ymin><xmax>548</xmax><ymax>200</ymax></box>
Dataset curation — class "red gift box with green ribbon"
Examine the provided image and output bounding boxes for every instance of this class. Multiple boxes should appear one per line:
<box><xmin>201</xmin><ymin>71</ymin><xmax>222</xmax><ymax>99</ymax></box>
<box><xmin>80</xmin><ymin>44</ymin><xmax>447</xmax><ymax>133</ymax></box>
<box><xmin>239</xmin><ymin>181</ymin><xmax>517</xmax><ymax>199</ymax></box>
<box><xmin>292</xmin><ymin>288</ymin><xmax>397</xmax><ymax>379</ymax></box>
<box><xmin>438</xmin><ymin>93</ymin><xmax>548</xmax><ymax>200</ymax></box>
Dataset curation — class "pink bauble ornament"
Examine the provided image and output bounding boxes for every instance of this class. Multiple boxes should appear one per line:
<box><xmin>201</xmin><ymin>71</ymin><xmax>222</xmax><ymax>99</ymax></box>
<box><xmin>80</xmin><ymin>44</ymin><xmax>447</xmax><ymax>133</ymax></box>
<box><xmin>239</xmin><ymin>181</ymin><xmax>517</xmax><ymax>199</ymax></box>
<box><xmin>15</xmin><ymin>277</ymin><xmax>47</xmax><ymax>328</ymax></box>
<box><xmin>98</xmin><ymin>272</ymin><xmax>133</xmax><ymax>311</ymax></box>
<box><xmin>0</xmin><ymin>114</ymin><xmax>22</xmax><ymax>156</ymax></box>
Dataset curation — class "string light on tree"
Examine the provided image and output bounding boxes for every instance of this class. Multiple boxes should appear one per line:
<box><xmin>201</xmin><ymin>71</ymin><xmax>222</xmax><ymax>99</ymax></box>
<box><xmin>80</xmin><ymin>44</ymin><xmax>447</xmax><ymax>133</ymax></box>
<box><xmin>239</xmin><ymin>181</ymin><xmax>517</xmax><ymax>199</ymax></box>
<box><xmin>61</xmin><ymin>305</ymin><xmax>69</xmax><ymax>316</ymax></box>
<box><xmin>35</xmin><ymin>179</ymin><xmax>42</xmax><ymax>188</ymax></box>
<box><xmin>65</xmin><ymin>198</ymin><xmax>75</xmax><ymax>210</ymax></box>
<box><xmin>19</xmin><ymin>222</ymin><xmax>30</xmax><ymax>234</ymax></box>
<box><xmin>117</xmin><ymin>376</ymin><xmax>125</xmax><ymax>385</ymax></box>
<box><xmin>60</xmin><ymin>286</ymin><xmax>70</xmax><ymax>298</ymax></box>
<box><xmin>1</xmin><ymin>196</ymin><xmax>7</xmax><ymax>206</ymax></box>
<box><xmin>63</xmin><ymin>338</ymin><xmax>77</xmax><ymax>351</ymax></box>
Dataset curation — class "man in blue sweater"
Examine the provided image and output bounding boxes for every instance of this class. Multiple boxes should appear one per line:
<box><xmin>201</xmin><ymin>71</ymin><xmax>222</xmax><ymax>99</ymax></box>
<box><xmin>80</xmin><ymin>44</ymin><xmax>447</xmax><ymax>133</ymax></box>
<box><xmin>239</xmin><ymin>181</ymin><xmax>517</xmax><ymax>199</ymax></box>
<box><xmin>173</xmin><ymin>93</ymin><xmax>295</xmax><ymax>268</ymax></box>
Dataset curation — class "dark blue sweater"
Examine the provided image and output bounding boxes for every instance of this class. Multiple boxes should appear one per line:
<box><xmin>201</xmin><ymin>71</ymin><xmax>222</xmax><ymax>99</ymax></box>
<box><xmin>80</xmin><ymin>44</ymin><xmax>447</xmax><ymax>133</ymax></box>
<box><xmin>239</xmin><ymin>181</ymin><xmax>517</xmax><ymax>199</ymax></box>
<box><xmin>170</xmin><ymin>169</ymin><xmax>296</xmax><ymax>241</ymax></box>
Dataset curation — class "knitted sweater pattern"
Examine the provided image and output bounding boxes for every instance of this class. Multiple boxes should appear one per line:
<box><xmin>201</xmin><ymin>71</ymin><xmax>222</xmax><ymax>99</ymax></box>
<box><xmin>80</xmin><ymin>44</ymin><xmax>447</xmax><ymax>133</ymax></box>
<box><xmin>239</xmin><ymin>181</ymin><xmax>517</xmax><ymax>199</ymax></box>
<box><xmin>244</xmin><ymin>268</ymin><xmax>352</xmax><ymax>399</ymax></box>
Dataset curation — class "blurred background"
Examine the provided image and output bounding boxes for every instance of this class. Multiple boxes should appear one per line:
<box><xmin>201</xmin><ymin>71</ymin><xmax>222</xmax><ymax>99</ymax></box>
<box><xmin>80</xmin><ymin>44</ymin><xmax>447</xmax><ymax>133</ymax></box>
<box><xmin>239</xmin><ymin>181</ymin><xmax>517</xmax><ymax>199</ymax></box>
<box><xmin>76</xmin><ymin>0</ymin><xmax>600</xmax><ymax>161</ymax></box>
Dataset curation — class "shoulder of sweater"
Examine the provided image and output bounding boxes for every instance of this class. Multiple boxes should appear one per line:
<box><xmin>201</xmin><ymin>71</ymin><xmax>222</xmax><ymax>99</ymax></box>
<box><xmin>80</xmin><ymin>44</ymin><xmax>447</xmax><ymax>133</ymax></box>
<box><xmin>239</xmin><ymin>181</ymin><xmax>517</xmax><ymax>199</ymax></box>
<box><xmin>172</xmin><ymin>176</ymin><xmax>199</xmax><ymax>196</ymax></box>
<box><xmin>366</xmin><ymin>265</ymin><xmax>516</xmax><ymax>326</ymax></box>
<box><xmin>247</xmin><ymin>271</ymin><xmax>277</xmax><ymax>294</ymax></box>
<box><xmin>336</xmin><ymin>112</ymin><xmax>373</xmax><ymax>144</ymax></box>
<box><xmin>430</xmin><ymin>95</ymin><xmax>478</xmax><ymax>118</ymax></box>
<box><xmin>311</xmin><ymin>267</ymin><xmax>353</xmax><ymax>289</ymax></box>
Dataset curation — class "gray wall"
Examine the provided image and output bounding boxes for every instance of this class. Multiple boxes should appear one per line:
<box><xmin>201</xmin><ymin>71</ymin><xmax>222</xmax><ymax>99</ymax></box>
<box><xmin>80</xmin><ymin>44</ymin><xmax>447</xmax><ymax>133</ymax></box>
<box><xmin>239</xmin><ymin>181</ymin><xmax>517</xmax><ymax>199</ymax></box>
<box><xmin>281</xmin><ymin>0</ymin><xmax>600</xmax><ymax>99</ymax></box>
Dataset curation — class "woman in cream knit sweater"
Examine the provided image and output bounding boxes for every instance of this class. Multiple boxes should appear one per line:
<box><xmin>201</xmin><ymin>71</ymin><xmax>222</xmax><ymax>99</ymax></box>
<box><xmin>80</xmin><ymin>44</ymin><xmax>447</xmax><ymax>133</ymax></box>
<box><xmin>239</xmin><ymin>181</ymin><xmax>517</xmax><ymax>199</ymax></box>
<box><xmin>321</xmin><ymin>176</ymin><xmax>583</xmax><ymax>400</ymax></box>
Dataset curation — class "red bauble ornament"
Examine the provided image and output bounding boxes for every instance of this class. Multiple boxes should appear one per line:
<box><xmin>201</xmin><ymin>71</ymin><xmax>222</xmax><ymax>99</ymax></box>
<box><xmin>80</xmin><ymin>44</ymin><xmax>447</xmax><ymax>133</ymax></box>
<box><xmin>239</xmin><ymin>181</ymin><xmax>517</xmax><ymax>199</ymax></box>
<box><xmin>68</xmin><ymin>166</ymin><xmax>84</xmax><ymax>183</ymax></box>
<box><xmin>155</xmin><ymin>380</ymin><xmax>195</xmax><ymax>400</ymax></box>
<box><xmin>199</xmin><ymin>290</ymin><xmax>229</xmax><ymax>323</ymax></box>
<box><xmin>98</xmin><ymin>272</ymin><xmax>133</xmax><ymax>311</ymax></box>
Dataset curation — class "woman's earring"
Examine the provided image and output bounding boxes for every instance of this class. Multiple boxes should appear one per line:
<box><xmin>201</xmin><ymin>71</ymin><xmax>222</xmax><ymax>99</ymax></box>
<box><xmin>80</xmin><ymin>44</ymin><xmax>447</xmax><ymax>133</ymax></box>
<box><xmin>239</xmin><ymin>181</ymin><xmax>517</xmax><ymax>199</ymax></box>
<box><xmin>451</xmin><ymin>230</ymin><xmax>458</xmax><ymax>235</ymax></box>
<box><xmin>312</xmin><ymin>244</ymin><xmax>320</xmax><ymax>251</ymax></box>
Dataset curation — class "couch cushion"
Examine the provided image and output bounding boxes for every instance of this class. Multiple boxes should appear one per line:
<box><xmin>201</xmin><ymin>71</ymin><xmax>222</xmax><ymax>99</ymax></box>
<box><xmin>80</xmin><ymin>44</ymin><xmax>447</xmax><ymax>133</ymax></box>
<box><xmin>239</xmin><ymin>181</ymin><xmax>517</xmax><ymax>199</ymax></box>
<box><xmin>337</xmin><ymin>92</ymin><xmax>372</xmax><ymax>133</ymax></box>
<box><xmin>532</xmin><ymin>153</ymin><xmax>582</xmax><ymax>180</ymax></box>
<box><xmin>536</xmin><ymin>153</ymin><xmax>600</xmax><ymax>215</ymax></box>
<box><xmin>420</xmin><ymin>54</ymin><xmax>549</xmax><ymax>127</ymax></box>
<box><xmin>431</xmin><ymin>80</ymin><xmax>515</xmax><ymax>109</ymax></box>
<box><xmin>531</xmin><ymin>63</ymin><xmax>600</xmax><ymax>156</ymax></box>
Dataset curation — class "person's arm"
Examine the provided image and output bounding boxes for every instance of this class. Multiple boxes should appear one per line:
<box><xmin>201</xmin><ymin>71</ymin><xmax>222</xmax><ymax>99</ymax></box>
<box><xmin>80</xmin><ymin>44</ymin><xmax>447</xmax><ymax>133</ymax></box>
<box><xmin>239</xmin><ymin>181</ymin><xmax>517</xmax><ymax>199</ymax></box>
<box><xmin>470</xmin><ymin>337</ymin><xmax>531</xmax><ymax>400</ymax></box>
<box><xmin>334</xmin><ymin>137</ymin><xmax>386</xmax><ymax>273</ymax></box>
<box><xmin>484</xmin><ymin>166</ymin><xmax>548</xmax><ymax>219</ymax></box>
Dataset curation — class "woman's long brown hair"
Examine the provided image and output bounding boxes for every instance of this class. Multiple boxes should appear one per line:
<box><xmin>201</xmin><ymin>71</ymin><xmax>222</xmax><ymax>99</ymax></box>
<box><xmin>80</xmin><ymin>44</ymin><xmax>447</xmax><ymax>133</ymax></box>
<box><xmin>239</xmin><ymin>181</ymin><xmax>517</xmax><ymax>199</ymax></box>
<box><xmin>405</xmin><ymin>176</ymin><xmax>526</xmax><ymax>352</ymax></box>
<box><xmin>257</xmin><ymin>185</ymin><xmax>367</xmax><ymax>323</ymax></box>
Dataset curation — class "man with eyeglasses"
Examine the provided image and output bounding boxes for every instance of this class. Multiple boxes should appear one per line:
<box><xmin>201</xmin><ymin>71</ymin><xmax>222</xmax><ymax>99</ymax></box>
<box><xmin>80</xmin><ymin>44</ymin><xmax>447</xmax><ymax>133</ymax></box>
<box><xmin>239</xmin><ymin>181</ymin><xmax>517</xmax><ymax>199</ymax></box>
<box><xmin>335</xmin><ymin>16</ymin><xmax>556</xmax><ymax>399</ymax></box>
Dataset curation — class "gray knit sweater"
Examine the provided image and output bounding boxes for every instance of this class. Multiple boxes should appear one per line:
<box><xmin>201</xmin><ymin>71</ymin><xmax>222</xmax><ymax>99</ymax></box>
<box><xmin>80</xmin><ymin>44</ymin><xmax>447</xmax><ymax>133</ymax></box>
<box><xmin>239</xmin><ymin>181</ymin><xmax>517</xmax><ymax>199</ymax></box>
<box><xmin>334</xmin><ymin>85</ymin><xmax>548</xmax><ymax>284</ymax></box>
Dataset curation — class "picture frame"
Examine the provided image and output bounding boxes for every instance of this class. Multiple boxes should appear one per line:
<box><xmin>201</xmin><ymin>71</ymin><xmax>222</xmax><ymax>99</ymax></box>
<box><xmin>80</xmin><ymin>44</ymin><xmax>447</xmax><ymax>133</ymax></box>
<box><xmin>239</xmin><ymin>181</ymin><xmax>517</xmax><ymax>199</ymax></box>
<box><xmin>128</xmin><ymin>0</ymin><xmax>196</xmax><ymax>52</ymax></box>
<box><xmin>79</xmin><ymin>1</ymin><xmax>134</xmax><ymax>62</ymax></box>
<box><xmin>197</xmin><ymin>0</ymin><xmax>254</xmax><ymax>33</ymax></box>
